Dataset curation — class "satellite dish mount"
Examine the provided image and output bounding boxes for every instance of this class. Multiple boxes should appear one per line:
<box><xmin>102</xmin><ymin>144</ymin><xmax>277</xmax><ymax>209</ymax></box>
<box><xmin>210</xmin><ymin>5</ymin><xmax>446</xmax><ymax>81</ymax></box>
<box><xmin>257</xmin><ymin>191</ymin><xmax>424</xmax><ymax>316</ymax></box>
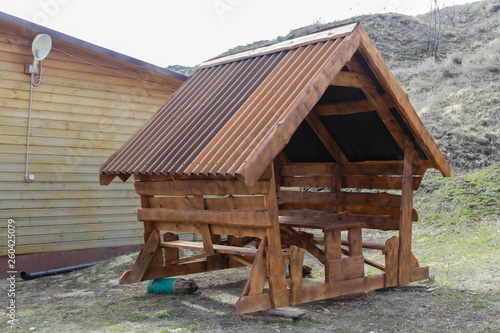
<box><xmin>29</xmin><ymin>34</ymin><xmax>52</xmax><ymax>74</ymax></box>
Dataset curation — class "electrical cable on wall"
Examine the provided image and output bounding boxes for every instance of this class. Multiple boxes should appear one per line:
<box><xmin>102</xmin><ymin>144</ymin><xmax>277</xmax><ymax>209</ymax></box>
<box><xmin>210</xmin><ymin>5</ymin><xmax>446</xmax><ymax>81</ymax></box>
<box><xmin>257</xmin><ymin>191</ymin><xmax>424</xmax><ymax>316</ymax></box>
<box><xmin>25</xmin><ymin>33</ymin><xmax>52</xmax><ymax>183</ymax></box>
<box><xmin>25</xmin><ymin>62</ymin><xmax>43</xmax><ymax>183</ymax></box>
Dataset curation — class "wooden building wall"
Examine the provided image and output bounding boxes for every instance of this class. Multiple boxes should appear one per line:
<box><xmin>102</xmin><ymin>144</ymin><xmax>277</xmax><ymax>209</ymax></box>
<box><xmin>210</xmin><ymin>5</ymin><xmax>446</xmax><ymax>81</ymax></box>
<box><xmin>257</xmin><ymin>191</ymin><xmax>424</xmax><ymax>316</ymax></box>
<box><xmin>0</xmin><ymin>22</ymin><xmax>185</xmax><ymax>261</ymax></box>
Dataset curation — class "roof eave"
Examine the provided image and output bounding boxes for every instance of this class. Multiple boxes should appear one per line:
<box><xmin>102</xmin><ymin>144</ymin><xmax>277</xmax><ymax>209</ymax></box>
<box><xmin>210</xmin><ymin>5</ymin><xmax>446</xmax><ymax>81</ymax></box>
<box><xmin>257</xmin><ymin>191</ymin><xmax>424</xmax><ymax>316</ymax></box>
<box><xmin>0</xmin><ymin>11</ymin><xmax>188</xmax><ymax>82</ymax></box>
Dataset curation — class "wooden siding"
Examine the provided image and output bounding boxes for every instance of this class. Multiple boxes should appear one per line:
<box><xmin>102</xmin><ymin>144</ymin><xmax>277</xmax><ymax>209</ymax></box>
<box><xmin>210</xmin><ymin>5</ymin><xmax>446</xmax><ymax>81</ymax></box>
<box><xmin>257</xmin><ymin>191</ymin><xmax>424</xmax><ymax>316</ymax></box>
<box><xmin>0</xmin><ymin>24</ymin><xmax>184</xmax><ymax>256</ymax></box>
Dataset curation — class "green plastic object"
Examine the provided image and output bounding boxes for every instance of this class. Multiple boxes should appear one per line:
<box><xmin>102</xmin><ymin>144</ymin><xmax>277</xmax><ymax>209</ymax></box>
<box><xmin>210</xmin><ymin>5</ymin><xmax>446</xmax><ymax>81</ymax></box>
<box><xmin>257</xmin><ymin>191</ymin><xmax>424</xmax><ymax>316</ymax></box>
<box><xmin>147</xmin><ymin>278</ymin><xmax>177</xmax><ymax>294</ymax></box>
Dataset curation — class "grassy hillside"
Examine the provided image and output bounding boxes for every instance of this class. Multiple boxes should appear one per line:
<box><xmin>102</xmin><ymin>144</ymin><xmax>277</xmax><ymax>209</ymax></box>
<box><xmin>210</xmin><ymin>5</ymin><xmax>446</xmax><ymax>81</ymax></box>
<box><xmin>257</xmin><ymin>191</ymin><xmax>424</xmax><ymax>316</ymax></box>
<box><xmin>167</xmin><ymin>0</ymin><xmax>500</xmax><ymax>172</ymax></box>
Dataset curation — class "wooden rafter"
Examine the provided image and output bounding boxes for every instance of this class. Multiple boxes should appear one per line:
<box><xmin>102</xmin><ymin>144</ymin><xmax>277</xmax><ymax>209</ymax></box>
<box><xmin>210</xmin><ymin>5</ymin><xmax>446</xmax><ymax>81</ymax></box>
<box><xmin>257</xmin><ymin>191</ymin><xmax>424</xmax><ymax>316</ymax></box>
<box><xmin>305</xmin><ymin>113</ymin><xmax>348</xmax><ymax>164</ymax></box>
<box><xmin>398</xmin><ymin>137</ymin><xmax>415</xmax><ymax>285</ymax></box>
<box><xmin>330</xmin><ymin>71</ymin><xmax>373</xmax><ymax>88</ymax></box>
<box><xmin>343</xmin><ymin>57</ymin><xmax>409</xmax><ymax>153</ymax></box>
<box><xmin>312</xmin><ymin>94</ymin><xmax>393</xmax><ymax>116</ymax></box>
<box><xmin>356</xmin><ymin>25</ymin><xmax>451</xmax><ymax>177</ymax></box>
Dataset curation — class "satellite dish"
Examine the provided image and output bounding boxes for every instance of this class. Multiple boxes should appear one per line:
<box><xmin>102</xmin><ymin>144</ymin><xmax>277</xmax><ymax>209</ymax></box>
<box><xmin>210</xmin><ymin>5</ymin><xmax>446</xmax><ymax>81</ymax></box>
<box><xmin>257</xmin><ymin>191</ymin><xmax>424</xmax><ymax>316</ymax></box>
<box><xmin>32</xmin><ymin>34</ymin><xmax>52</xmax><ymax>61</ymax></box>
<box><xmin>31</xmin><ymin>34</ymin><xmax>52</xmax><ymax>74</ymax></box>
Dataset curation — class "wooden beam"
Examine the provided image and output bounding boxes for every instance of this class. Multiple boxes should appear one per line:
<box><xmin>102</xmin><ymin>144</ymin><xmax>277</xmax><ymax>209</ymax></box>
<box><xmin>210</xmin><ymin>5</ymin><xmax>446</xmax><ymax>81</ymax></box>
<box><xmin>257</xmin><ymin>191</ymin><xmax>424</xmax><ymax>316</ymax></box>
<box><xmin>277</xmin><ymin>190</ymin><xmax>403</xmax><ymax>208</ymax></box>
<box><xmin>384</xmin><ymin>236</ymin><xmax>399</xmax><ymax>287</ymax></box>
<box><xmin>244</xmin><ymin>30</ymin><xmax>362</xmax><ymax>186</ymax></box>
<box><xmin>305</xmin><ymin>113</ymin><xmax>348</xmax><ymax>163</ymax></box>
<box><xmin>138</xmin><ymin>208</ymin><xmax>272</xmax><ymax>228</ymax></box>
<box><xmin>134</xmin><ymin>179</ymin><xmax>270</xmax><ymax>196</ymax></box>
<box><xmin>160</xmin><ymin>240</ymin><xmax>262</xmax><ymax>257</ymax></box>
<box><xmin>281</xmin><ymin>175</ymin><xmax>422</xmax><ymax>190</ymax></box>
<box><xmin>119</xmin><ymin>230</ymin><xmax>160</xmax><ymax>284</ymax></box>
<box><xmin>242</xmin><ymin>236</ymin><xmax>268</xmax><ymax>296</ymax></box>
<box><xmin>313</xmin><ymin>98</ymin><xmax>377</xmax><ymax>116</ymax></box>
<box><xmin>330</xmin><ymin>71</ymin><xmax>373</xmax><ymax>88</ymax></box>
<box><xmin>279</xmin><ymin>210</ymin><xmax>400</xmax><ymax>231</ymax></box>
<box><xmin>398</xmin><ymin>138</ymin><xmax>415</xmax><ymax>285</ymax></box>
<box><xmin>288</xmin><ymin>245</ymin><xmax>304</xmax><ymax>305</ymax></box>
<box><xmin>280</xmin><ymin>161</ymin><xmax>431</xmax><ymax>177</ymax></box>
<box><xmin>300</xmin><ymin>274</ymin><xmax>385</xmax><ymax>303</ymax></box>
<box><xmin>356</xmin><ymin>25</ymin><xmax>450</xmax><ymax>177</ymax></box>
<box><xmin>264</xmin><ymin>164</ymin><xmax>290</xmax><ymax>309</ymax></box>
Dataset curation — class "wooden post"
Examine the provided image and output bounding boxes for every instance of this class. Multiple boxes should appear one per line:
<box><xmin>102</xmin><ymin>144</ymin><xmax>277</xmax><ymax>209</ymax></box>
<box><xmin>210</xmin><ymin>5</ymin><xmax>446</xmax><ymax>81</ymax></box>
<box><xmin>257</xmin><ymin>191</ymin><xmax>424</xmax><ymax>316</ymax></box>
<box><xmin>289</xmin><ymin>245</ymin><xmax>304</xmax><ymax>305</ymax></box>
<box><xmin>163</xmin><ymin>232</ymin><xmax>179</xmax><ymax>262</ymax></box>
<box><xmin>398</xmin><ymin>137</ymin><xmax>415</xmax><ymax>285</ymax></box>
<box><xmin>141</xmin><ymin>195</ymin><xmax>163</xmax><ymax>268</ymax></box>
<box><xmin>330</xmin><ymin>163</ymin><xmax>343</xmax><ymax>213</ymax></box>
<box><xmin>264</xmin><ymin>164</ymin><xmax>290</xmax><ymax>309</ymax></box>
<box><xmin>384</xmin><ymin>236</ymin><xmax>399</xmax><ymax>287</ymax></box>
<box><xmin>324</xmin><ymin>228</ymin><xmax>341</xmax><ymax>283</ymax></box>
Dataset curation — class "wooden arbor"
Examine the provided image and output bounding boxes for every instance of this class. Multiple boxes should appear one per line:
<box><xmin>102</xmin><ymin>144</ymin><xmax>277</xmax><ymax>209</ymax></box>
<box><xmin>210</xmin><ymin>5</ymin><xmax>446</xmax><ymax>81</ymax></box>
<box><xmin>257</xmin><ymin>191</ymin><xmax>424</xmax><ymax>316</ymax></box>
<box><xmin>100</xmin><ymin>22</ymin><xmax>450</xmax><ymax>314</ymax></box>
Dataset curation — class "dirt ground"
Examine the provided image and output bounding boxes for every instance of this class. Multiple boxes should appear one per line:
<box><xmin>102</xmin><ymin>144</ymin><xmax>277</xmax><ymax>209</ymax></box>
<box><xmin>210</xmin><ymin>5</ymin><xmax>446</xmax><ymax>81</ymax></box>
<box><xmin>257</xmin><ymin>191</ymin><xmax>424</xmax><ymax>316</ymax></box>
<box><xmin>2</xmin><ymin>226</ymin><xmax>499</xmax><ymax>333</ymax></box>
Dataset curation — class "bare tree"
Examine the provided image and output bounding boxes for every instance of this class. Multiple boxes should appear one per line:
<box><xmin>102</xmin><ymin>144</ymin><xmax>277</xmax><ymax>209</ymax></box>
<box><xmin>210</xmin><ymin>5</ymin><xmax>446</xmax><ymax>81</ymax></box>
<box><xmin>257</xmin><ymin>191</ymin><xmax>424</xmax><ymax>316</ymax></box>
<box><xmin>426</xmin><ymin>0</ymin><xmax>456</xmax><ymax>61</ymax></box>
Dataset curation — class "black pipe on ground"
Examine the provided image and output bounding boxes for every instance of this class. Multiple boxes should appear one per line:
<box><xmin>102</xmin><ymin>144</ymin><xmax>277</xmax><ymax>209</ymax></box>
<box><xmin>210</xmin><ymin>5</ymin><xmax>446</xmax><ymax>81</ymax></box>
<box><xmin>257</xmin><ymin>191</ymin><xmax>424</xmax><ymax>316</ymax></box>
<box><xmin>20</xmin><ymin>261</ymin><xmax>102</xmax><ymax>280</ymax></box>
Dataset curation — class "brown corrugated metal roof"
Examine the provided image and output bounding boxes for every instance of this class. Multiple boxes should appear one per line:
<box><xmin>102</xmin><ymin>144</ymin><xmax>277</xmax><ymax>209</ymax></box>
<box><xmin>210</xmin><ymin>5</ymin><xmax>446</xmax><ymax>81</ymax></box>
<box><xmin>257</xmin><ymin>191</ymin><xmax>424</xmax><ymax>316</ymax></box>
<box><xmin>100</xmin><ymin>21</ymin><xmax>450</xmax><ymax>186</ymax></box>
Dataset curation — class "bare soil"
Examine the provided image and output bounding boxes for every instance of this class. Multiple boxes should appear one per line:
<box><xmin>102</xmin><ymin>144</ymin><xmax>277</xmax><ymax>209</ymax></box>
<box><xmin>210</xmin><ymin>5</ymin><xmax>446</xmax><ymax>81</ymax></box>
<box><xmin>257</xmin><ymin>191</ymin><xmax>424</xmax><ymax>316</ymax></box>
<box><xmin>2</xmin><ymin>225</ymin><xmax>499</xmax><ymax>333</ymax></box>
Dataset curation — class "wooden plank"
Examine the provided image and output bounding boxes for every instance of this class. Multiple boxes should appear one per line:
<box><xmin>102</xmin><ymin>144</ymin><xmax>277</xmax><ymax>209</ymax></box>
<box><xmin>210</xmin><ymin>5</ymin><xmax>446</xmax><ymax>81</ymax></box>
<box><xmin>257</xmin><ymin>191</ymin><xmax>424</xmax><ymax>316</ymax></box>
<box><xmin>280</xmin><ymin>161</ymin><xmax>430</xmax><ymax>177</ymax></box>
<box><xmin>244</xmin><ymin>31</ymin><xmax>362</xmax><ymax>185</ymax></box>
<box><xmin>289</xmin><ymin>245</ymin><xmax>304</xmax><ymax>305</ymax></box>
<box><xmin>281</xmin><ymin>175</ymin><xmax>421</xmax><ymax>190</ymax></box>
<box><xmin>277</xmin><ymin>190</ymin><xmax>402</xmax><ymax>208</ymax></box>
<box><xmin>242</xmin><ymin>236</ymin><xmax>268</xmax><ymax>296</ymax></box>
<box><xmin>204</xmin><ymin>195</ymin><xmax>265</xmax><ymax>211</ymax></box>
<box><xmin>302</xmin><ymin>274</ymin><xmax>385</xmax><ymax>303</ymax></box>
<box><xmin>410</xmin><ymin>266</ymin><xmax>430</xmax><ymax>282</ymax></box>
<box><xmin>279</xmin><ymin>216</ymin><xmax>365</xmax><ymax>230</ymax></box>
<box><xmin>305</xmin><ymin>113</ymin><xmax>348</xmax><ymax>163</ymax></box>
<box><xmin>347</xmin><ymin>227</ymin><xmax>363</xmax><ymax>256</ymax></box>
<box><xmin>324</xmin><ymin>229</ymin><xmax>341</xmax><ymax>283</ymax></box>
<box><xmin>119</xmin><ymin>230</ymin><xmax>160</xmax><ymax>284</ymax></box>
<box><xmin>327</xmin><ymin>256</ymin><xmax>365</xmax><ymax>282</ymax></box>
<box><xmin>235</xmin><ymin>292</ymin><xmax>272</xmax><ymax>315</ymax></box>
<box><xmin>134</xmin><ymin>179</ymin><xmax>270</xmax><ymax>196</ymax></box>
<box><xmin>398</xmin><ymin>138</ymin><xmax>415</xmax><ymax>285</ymax></box>
<box><xmin>159</xmin><ymin>240</ymin><xmax>261</xmax><ymax>257</ymax></box>
<box><xmin>264</xmin><ymin>164</ymin><xmax>289</xmax><ymax>309</ymax></box>
<box><xmin>278</xmin><ymin>210</ymin><xmax>399</xmax><ymax>230</ymax></box>
<box><xmin>142</xmin><ymin>194</ymin><xmax>164</xmax><ymax>268</ymax></box>
<box><xmin>342</xmin><ymin>205</ymin><xmax>418</xmax><ymax>222</ymax></box>
<box><xmin>313</xmin><ymin>94</ymin><xmax>394</xmax><ymax>116</ymax></box>
<box><xmin>138</xmin><ymin>208</ymin><xmax>272</xmax><ymax>228</ymax></box>
<box><xmin>330</xmin><ymin>71</ymin><xmax>373</xmax><ymax>88</ymax></box>
<box><xmin>356</xmin><ymin>25</ymin><xmax>451</xmax><ymax>177</ymax></box>
<box><xmin>0</xmin><ymin>106</ymin><xmax>149</xmax><ymax>127</ymax></box>
<box><xmin>146</xmin><ymin>221</ymin><xmax>267</xmax><ymax>239</ymax></box>
<box><xmin>384</xmin><ymin>235</ymin><xmax>399</xmax><ymax>287</ymax></box>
